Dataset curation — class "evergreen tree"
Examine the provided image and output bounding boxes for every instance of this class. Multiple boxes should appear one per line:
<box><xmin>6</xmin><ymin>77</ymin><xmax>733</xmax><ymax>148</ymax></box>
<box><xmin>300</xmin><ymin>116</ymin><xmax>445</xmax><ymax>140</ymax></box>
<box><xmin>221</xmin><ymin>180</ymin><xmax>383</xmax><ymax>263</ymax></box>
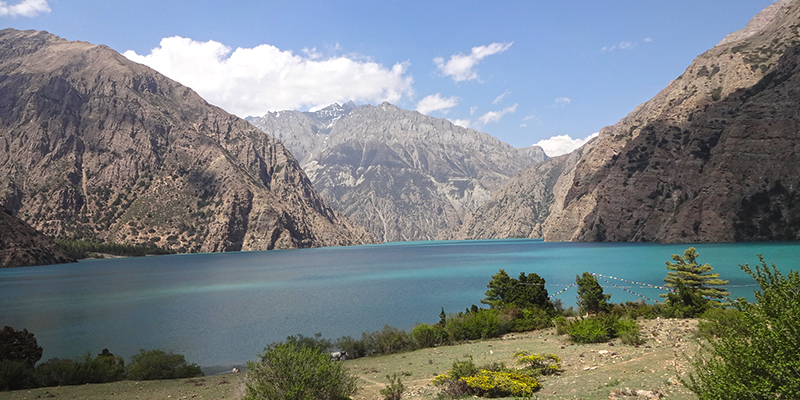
<box><xmin>575</xmin><ymin>272</ymin><xmax>611</xmax><ymax>315</ymax></box>
<box><xmin>481</xmin><ymin>269</ymin><xmax>553</xmax><ymax>311</ymax></box>
<box><xmin>660</xmin><ymin>247</ymin><xmax>729</xmax><ymax>306</ymax></box>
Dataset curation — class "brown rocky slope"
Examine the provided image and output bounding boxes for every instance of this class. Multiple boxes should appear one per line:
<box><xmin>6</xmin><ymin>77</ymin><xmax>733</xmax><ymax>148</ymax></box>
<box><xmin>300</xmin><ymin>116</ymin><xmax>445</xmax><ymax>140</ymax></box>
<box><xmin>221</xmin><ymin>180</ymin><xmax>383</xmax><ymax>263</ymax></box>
<box><xmin>454</xmin><ymin>0</ymin><xmax>800</xmax><ymax>243</ymax></box>
<box><xmin>0</xmin><ymin>208</ymin><xmax>76</xmax><ymax>267</ymax></box>
<box><xmin>0</xmin><ymin>28</ymin><xmax>376</xmax><ymax>252</ymax></box>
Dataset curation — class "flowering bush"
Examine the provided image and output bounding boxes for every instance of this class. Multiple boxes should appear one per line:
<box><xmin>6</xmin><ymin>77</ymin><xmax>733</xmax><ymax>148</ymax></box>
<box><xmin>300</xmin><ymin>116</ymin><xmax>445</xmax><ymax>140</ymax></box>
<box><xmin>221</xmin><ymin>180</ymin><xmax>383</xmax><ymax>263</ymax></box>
<box><xmin>513</xmin><ymin>351</ymin><xmax>561</xmax><ymax>375</ymax></box>
<box><xmin>432</xmin><ymin>352</ymin><xmax>558</xmax><ymax>398</ymax></box>
<box><xmin>461</xmin><ymin>369</ymin><xmax>540</xmax><ymax>398</ymax></box>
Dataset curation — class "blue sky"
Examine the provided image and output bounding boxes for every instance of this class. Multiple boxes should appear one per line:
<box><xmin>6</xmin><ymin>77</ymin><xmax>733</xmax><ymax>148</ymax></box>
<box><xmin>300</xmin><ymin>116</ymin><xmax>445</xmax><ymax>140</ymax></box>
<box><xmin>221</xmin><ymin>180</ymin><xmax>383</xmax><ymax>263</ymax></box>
<box><xmin>2</xmin><ymin>0</ymin><xmax>776</xmax><ymax>155</ymax></box>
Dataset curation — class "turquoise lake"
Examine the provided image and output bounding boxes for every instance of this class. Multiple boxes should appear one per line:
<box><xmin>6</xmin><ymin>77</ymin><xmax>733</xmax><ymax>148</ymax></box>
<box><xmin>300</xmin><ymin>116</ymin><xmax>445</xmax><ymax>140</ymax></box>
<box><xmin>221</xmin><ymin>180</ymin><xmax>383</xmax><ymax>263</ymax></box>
<box><xmin>1</xmin><ymin>239</ymin><xmax>798</xmax><ymax>372</ymax></box>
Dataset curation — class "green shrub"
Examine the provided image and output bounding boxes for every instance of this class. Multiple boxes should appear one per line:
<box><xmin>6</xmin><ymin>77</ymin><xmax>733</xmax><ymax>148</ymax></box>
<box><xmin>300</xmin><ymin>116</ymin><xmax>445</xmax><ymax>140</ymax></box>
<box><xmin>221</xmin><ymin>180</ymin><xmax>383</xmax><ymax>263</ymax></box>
<box><xmin>697</xmin><ymin>307</ymin><xmax>748</xmax><ymax>338</ymax></box>
<box><xmin>335</xmin><ymin>335</ymin><xmax>372</xmax><ymax>359</ymax></box>
<box><xmin>244</xmin><ymin>342</ymin><xmax>357</xmax><ymax>400</ymax></box>
<box><xmin>567</xmin><ymin>317</ymin><xmax>612</xmax><ymax>343</ymax></box>
<box><xmin>508</xmin><ymin>307</ymin><xmax>554</xmax><ymax>332</ymax></box>
<box><xmin>126</xmin><ymin>349</ymin><xmax>202</xmax><ymax>380</ymax></box>
<box><xmin>615</xmin><ymin>319</ymin><xmax>645</xmax><ymax>346</ymax></box>
<box><xmin>284</xmin><ymin>333</ymin><xmax>332</xmax><ymax>352</ymax></box>
<box><xmin>380</xmin><ymin>373</ymin><xmax>405</xmax><ymax>400</ymax></box>
<box><xmin>0</xmin><ymin>359</ymin><xmax>36</xmax><ymax>391</ymax></box>
<box><xmin>36</xmin><ymin>350</ymin><xmax>125</xmax><ymax>386</ymax></box>
<box><xmin>409</xmin><ymin>323</ymin><xmax>448</xmax><ymax>349</ymax></box>
<box><xmin>553</xmin><ymin>316</ymin><xmax>570</xmax><ymax>335</ymax></box>
<box><xmin>431</xmin><ymin>358</ymin><xmax>480</xmax><ymax>398</ymax></box>
<box><xmin>445</xmin><ymin>309</ymin><xmax>506</xmax><ymax>341</ymax></box>
<box><xmin>372</xmin><ymin>325</ymin><xmax>411</xmax><ymax>355</ymax></box>
<box><xmin>686</xmin><ymin>257</ymin><xmax>800</xmax><ymax>399</ymax></box>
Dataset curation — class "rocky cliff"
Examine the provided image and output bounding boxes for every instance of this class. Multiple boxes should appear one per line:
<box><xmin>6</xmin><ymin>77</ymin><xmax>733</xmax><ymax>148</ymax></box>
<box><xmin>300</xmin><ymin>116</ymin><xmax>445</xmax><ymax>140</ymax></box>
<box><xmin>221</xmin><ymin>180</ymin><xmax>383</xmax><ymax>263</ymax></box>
<box><xmin>0</xmin><ymin>28</ymin><xmax>376</xmax><ymax>252</ymax></box>
<box><xmin>0</xmin><ymin>209</ymin><xmax>76</xmax><ymax>267</ymax></box>
<box><xmin>455</xmin><ymin>0</ymin><xmax>800</xmax><ymax>243</ymax></box>
<box><xmin>250</xmin><ymin>103</ymin><xmax>547</xmax><ymax>242</ymax></box>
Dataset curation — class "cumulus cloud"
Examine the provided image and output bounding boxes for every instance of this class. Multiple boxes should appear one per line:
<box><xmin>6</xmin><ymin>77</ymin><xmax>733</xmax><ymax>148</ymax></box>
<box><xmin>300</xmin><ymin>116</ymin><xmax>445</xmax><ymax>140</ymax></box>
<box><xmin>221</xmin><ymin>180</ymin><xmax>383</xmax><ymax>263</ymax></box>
<box><xmin>478</xmin><ymin>103</ymin><xmax>518</xmax><ymax>126</ymax></box>
<box><xmin>434</xmin><ymin>42</ymin><xmax>512</xmax><ymax>82</ymax></box>
<box><xmin>0</xmin><ymin>0</ymin><xmax>50</xmax><ymax>17</ymax></box>
<box><xmin>535</xmin><ymin>132</ymin><xmax>599</xmax><ymax>157</ymax></box>
<box><xmin>416</xmin><ymin>93</ymin><xmax>458</xmax><ymax>115</ymax></box>
<box><xmin>124</xmin><ymin>36</ymin><xmax>414</xmax><ymax>117</ymax></box>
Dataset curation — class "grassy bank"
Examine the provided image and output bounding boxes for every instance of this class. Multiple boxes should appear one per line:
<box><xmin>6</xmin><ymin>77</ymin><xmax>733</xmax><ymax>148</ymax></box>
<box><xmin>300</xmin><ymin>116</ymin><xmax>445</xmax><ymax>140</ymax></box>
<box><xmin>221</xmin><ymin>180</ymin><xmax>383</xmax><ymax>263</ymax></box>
<box><xmin>0</xmin><ymin>318</ymin><xmax>701</xmax><ymax>400</ymax></box>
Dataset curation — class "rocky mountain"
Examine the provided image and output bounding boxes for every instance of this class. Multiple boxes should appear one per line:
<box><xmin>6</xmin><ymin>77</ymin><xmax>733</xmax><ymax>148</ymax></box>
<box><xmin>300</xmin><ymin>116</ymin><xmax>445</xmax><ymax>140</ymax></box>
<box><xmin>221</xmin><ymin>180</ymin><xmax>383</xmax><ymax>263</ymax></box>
<box><xmin>249</xmin><ymin>103</ymin><xmax>547</xmax><ymax>242</ymax></box>
<box><xmin>454</xmin><ymin>0</ymin><xmax>800</xmax><ymax>243</ymax></box>
<box><xmin>0</xmin><ymin>28</ymin><xmax>376</xmax><ymax>252</ymax></box>
<box><xmin>1</xmin><ymin>208</ymin><xmax>76</xmax><ymax>267</ymax></box>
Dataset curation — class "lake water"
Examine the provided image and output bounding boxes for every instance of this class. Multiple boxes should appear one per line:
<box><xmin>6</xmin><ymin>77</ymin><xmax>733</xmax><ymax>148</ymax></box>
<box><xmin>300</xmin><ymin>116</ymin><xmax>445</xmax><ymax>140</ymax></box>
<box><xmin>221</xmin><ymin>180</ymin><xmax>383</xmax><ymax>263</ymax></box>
<box><xmin>1</xmin><ymin>239</ymin><xmax>798</xmax><ymax>372</ymax></box>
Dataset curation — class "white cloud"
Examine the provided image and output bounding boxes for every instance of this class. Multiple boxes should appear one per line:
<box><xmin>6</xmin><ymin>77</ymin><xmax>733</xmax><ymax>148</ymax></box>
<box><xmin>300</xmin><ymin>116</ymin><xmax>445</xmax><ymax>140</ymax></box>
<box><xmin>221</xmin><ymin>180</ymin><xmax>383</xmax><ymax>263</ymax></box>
<box><xmin>124</xmin><ymin>36</ymin><xmax>414</xmax><ymax>117</ymax></box>
<box><xmin>450</xmin><ymin>119</ymin><xmax>473</xmax><ymax>129</ymax></box>
<box><xmin>492</xmin><ymin>89</ymin><xmax>512</xmax><ymax>104</ymax></box>
<box><xmin>0</xmin><ymin>0</ymin><xmax>50</xmax><ymax>17</ymax></box>
<box><xmin>470</xmin><ymin>106</ymin><xmax>478</xmax><ymax>115</ymax></box>
<box><xmin>477</xmin><ymin>103</ymin><xmax>517</xmax><ymax>125</ymax></box>
<box><xmin>549</xmin><ymin>97</ymin><xmax>571</xmax><ymax>108</ymax></box>
<box><xmin>601</xmin><ymin>38</ymin><xmax>653</xmax><ymax>53</ymax></box>
<box><xmin>534</xmin><ymin>132</ymin><xmax>599</xmax><ymax>157</ymax></box>
<box><xmin>416</xmin><ymin>93</ymin><xmax>458</xmax><ymax>115</ymax></box>
<box><xmin>434</xmin><ymin>42</ymin><xmax>512</xmax><ymax>82</ymax></box>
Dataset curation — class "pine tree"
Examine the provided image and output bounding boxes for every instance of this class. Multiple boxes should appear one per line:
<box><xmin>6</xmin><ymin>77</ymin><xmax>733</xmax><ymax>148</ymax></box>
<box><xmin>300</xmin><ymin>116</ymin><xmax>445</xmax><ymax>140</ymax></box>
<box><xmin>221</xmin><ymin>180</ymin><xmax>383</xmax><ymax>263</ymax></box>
<box><xmin>575</xmin><ymin>272</ymin><xmax>611</xmax><ymax>315</ymax></box>
<box><xmin>660</xmin><ymin>247</ymin><xmax>729</xmax><ymax>306</ymax></box>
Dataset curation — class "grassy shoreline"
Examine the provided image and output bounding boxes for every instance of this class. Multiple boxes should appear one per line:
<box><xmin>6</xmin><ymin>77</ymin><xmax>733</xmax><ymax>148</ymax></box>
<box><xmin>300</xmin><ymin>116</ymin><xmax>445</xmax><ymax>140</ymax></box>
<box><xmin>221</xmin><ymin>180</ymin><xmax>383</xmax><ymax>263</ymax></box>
<box><xmin>0</xmin><ymin>318</ymin><xmax>701</xmax><ymax>400</ymax></box>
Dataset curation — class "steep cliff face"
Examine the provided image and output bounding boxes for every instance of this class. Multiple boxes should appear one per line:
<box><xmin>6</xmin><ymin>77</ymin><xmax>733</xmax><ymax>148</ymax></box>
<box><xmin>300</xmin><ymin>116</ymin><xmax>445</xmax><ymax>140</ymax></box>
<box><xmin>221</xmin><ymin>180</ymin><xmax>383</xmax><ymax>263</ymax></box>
<box><xmin>0</xmin><ymin>29</ymin><xmax>376</xmax><ymax>252</ymax></box>
<box><xmin>458</xmin><ymin>0</ymin><xmax>800</xmax><ymax>243</ymax></box>
<box><xmin>0</xmin><ymin>209</ymin><xmax>76</xmax><ymax>267</ymax></box>
<box><xmin>250</xmin><ymin>103</ymin><xmax>547</xmax><ymax>242</ymax></box>
<box><xmin>448</xmin><ymin>142</ymin><xmax>593</xmax><ymax>240</ymax></box>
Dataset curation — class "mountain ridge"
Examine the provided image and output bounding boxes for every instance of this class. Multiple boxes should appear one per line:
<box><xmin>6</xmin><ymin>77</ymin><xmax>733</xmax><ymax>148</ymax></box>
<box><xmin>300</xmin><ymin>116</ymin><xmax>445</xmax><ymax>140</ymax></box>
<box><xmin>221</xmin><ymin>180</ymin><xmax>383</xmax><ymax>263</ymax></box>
<box><xmin>0</xmin><ymin>28</ymin><xmax>376</xmax><ymax>253</ymax></box>
<box><xmin>249</xmin><ymin>102</ymin><xmax>547</xmax><ymax>242</ymax></box>
<box><xmin>453</xmin><ymin>0</ymin><xmax>800</xmax><ymax>243</ymax></box>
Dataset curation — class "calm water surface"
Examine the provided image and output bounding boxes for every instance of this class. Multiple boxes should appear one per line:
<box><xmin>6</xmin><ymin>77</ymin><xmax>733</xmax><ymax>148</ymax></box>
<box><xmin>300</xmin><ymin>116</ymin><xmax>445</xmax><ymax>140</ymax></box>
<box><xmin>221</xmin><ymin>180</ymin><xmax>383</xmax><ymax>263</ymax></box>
<box><xmin>1</xmin><ymin>239</ymin><xmax>798</xmax><ymax>371</ymax></box>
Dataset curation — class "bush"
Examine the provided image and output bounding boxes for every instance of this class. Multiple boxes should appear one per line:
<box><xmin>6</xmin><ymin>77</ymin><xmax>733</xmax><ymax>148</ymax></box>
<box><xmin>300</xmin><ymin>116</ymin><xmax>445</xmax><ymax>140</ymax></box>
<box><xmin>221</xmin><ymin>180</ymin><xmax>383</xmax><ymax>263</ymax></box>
<box><xmin>126</xmin><ymin>349</ymin><xmax>202</xmax><ymax>380</ymax></box>
<box><xmin>409</xmin><ymin>323</ymin><xmax>448</xmax><ymax>349</ymax></box>
<box><xmin>686</xmin><ymin>257</ymin><xmax>800</xmax><ymax>399</ymax></box>
<box><xmin>36</xmin><ymin>350</ymin><xmax>125</xmax><ymax>386</ymax></box>
<box><xmin>445</xmin><ymin>309</ymin><xmax>507</xmax><ymax>341</ymax></box>
<box><xmin>507</xmin><ymin>307</ymin><xmax>554</xmax><ymax>332</ymax></box>
<box><xmin>513</xmin><ymin>351</ymin><xmax>561</xmax><ymax>375</ymax></box>
<box><xmin>566</xmin><ymin>316</ymin><xmax>615</xmax><ymax>344</ymax></box>
<box><xmin>244</xmin><ymin>342</ymin><xmax>357</xmax><ymax>400</ymax></box>
<box><xmin>697</xmin><ymin>307</ymin><xmax>748</xmax><ymax>338</ymax></box>
<box><xmin>615</xmin><ymin>319</ymin><xmax>644</xmax><ymax>346</ymax></box>
<box><xmin>0</xmin><ymin>359</ymin><xmax>36</xmax><ymax>391</ymax></box>
<box><xmin>432</xmin><ymin>353</ymin><xmax>553</xmax><ymax>398</ymax></box>
<box><xmin>461</xmin><ymin>369</ymin><xmax>540</xmax><ymax>398</ymax></box>
<box><xmin>0</xmin><ymin>326</ymin><xmax>43</xmax><ymax>369</ymax></box>
<box><xmin>336</xmin><ymin>335</ymin><xmax>372</xmax><ymax>359</ymax></box>
<box><xmin>371</xmin><ymin>325</ymin><xmax>411</xmax><ymax>355</ymax></box>
<box><xmin>380</xmin><ymin>373</ymin><xmax>405</xmax><ymax>400</ymax></box>
<box><xmin>284</xmin><ymin>333</ymin><xmax>332</xmax><ymax>352</ymax></box>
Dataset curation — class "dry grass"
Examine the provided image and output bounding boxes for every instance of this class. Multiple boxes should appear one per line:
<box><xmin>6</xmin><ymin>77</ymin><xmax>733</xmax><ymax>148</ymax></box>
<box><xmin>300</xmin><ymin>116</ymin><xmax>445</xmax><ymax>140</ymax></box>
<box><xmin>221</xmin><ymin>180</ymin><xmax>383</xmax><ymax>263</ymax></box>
<box><xmin>0</xmin><ymin>318</ymin><xmax>702</xmax><ymax>400</ymax></box>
